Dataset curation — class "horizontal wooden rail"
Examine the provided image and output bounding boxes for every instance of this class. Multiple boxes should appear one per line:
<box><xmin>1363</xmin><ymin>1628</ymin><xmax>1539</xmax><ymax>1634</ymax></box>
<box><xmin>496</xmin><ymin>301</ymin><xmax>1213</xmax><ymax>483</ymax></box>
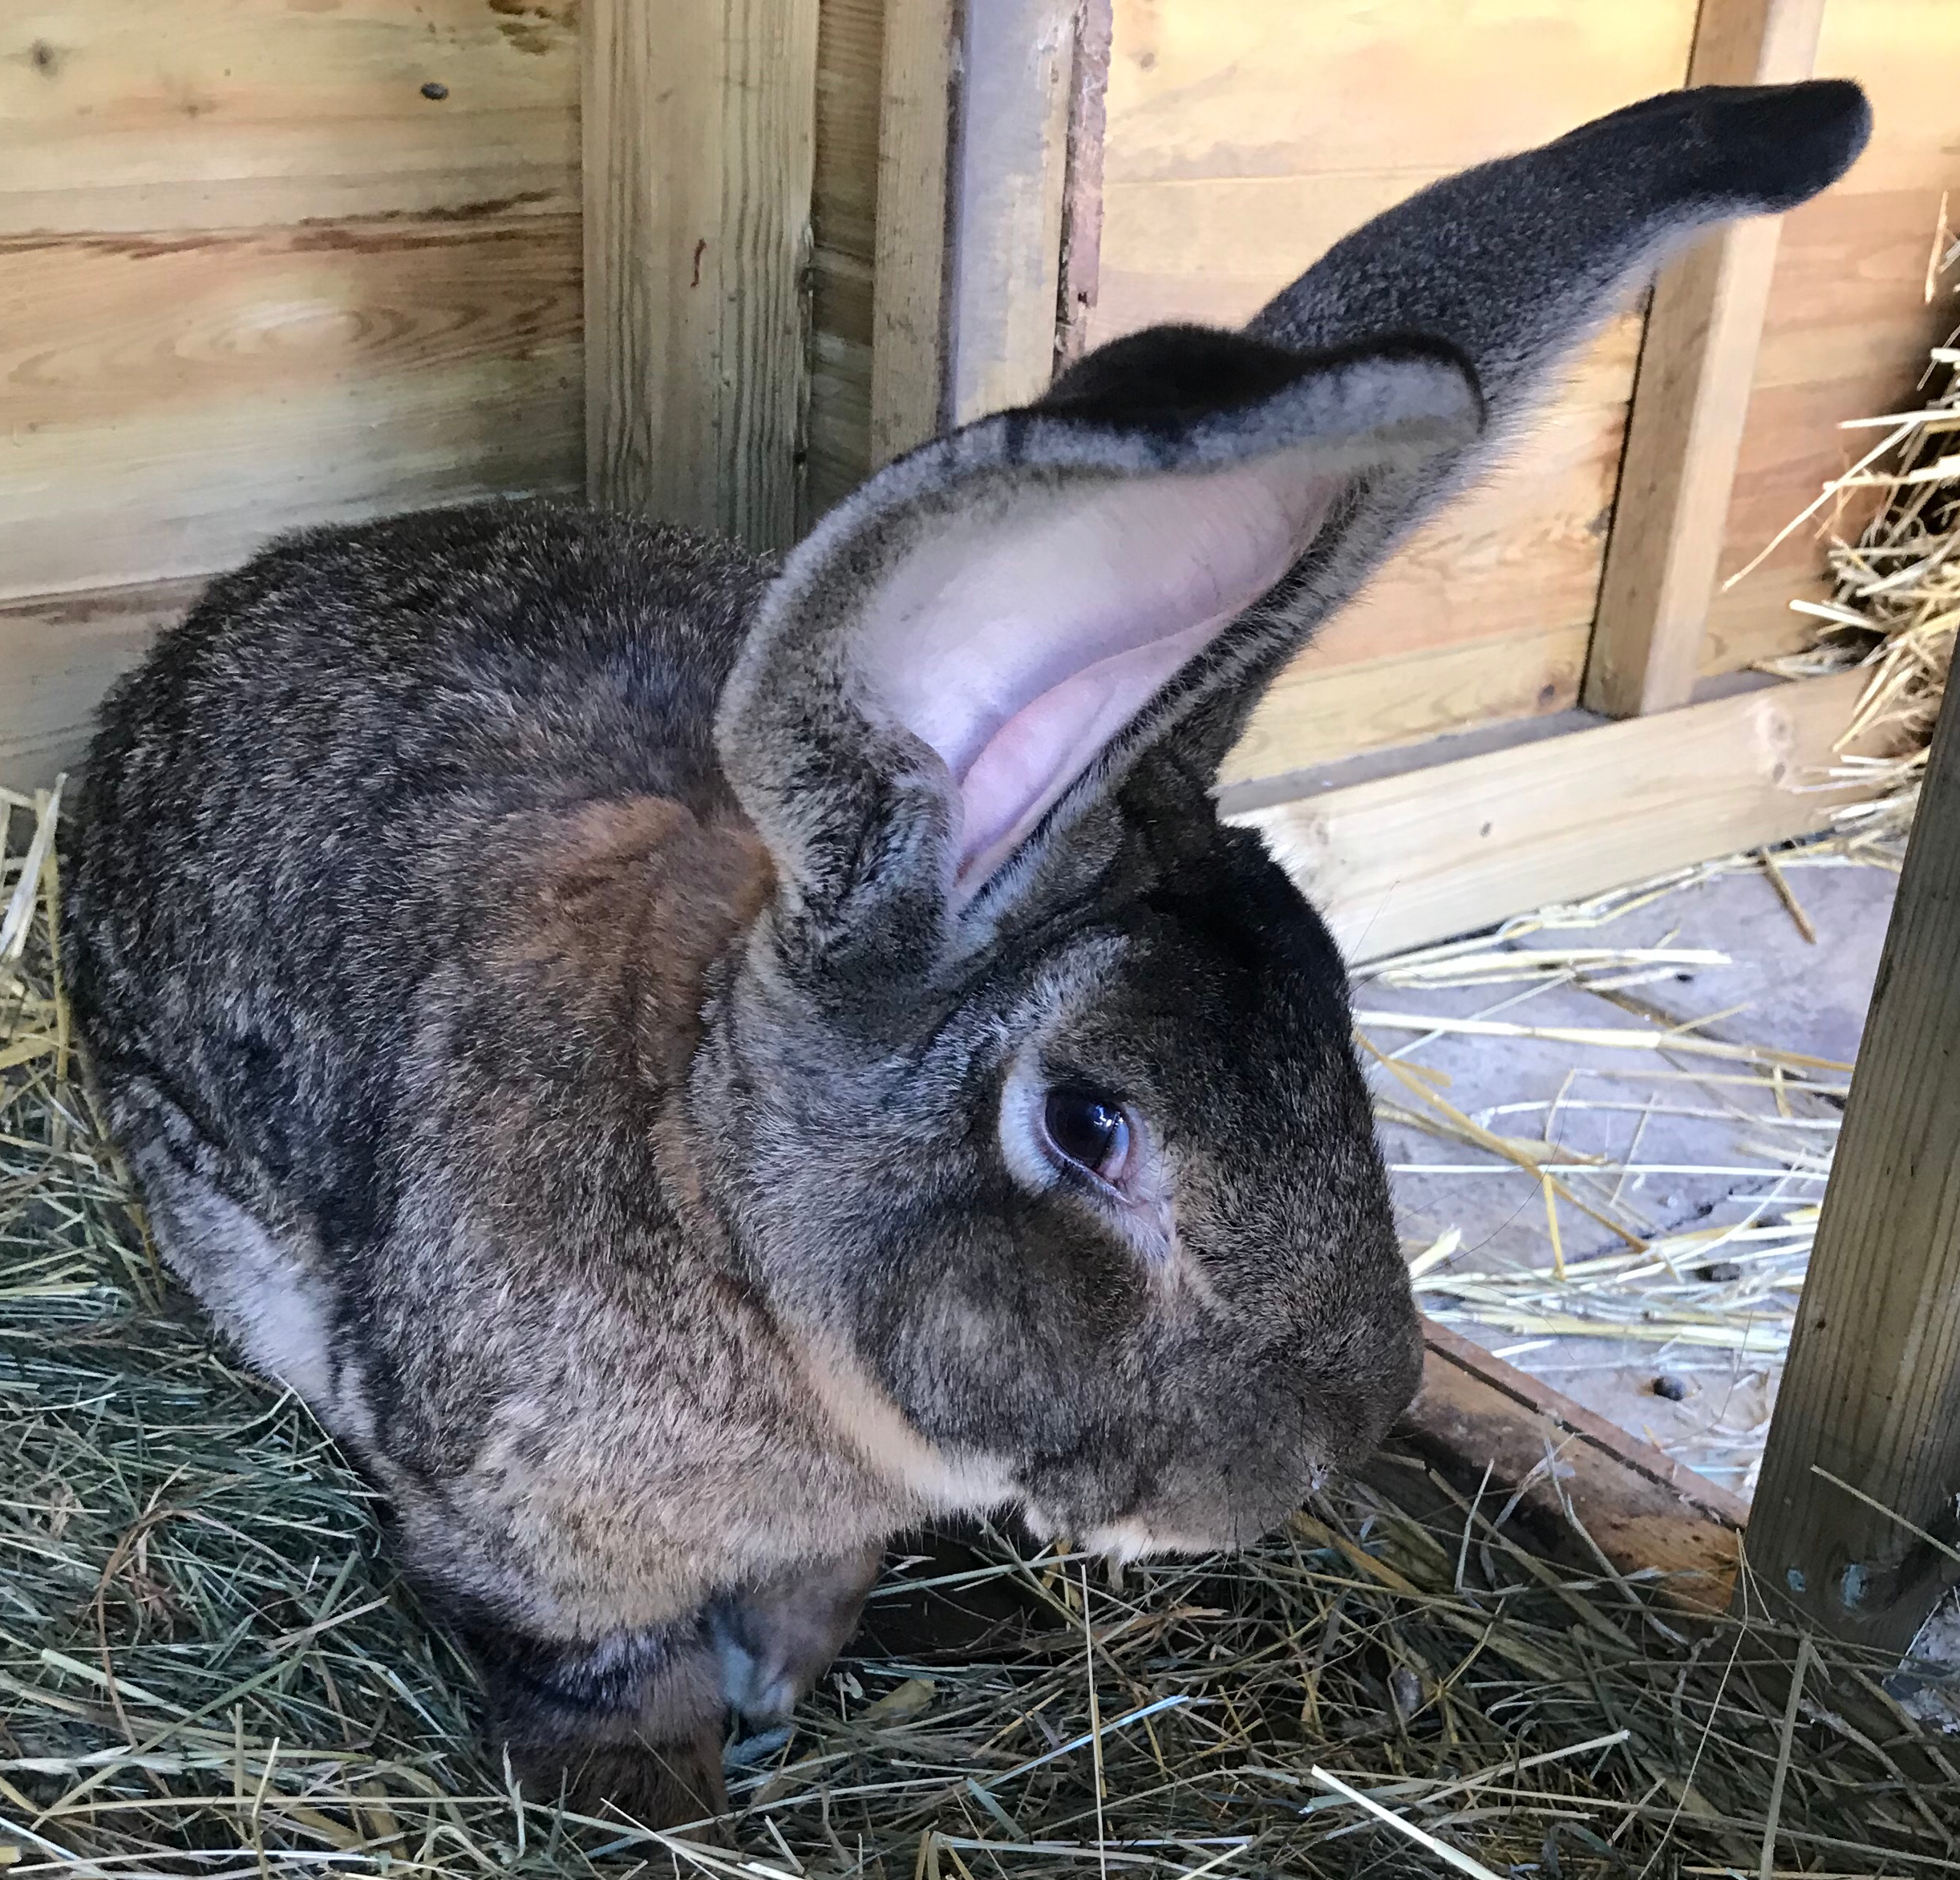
<box><xmin>1231</xmin><ymin>669</ymin><xmax>1881</xmax><ymax>964</ymax></box>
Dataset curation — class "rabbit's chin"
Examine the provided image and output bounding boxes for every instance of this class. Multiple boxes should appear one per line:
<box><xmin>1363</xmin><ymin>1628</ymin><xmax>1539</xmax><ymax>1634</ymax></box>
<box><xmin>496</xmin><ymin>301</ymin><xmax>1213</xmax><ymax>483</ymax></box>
<box><xmin>1023</xmin><ymin>1473</ymin><xmax>1330</xmax><ymax>1566</ymax></box>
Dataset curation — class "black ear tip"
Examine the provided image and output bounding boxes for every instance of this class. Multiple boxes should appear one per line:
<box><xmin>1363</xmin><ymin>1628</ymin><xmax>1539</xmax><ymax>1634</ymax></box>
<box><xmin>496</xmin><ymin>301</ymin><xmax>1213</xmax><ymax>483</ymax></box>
<box><xmin>1715</xmin><ymin>78</ymin><xmax>1872</xmax><ymax>211</ymax></box>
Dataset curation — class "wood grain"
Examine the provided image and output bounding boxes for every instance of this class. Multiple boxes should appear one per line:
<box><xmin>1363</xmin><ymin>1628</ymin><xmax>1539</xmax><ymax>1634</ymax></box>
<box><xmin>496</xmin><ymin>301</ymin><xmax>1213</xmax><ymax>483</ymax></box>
<box><xmin>1583</xmin><ymin>0</ymin><xmax>1826</xmax><ymax>718</ymax></box>
<box><xmin>583</xmin><ymin>0</ymin><xmax>818</xmax><ymax>553</ymax></box>
<box><xmin>1</xmin><ymin>0</ymin><xmax>577</xmax><ymax>235</ymax></box>
<box><xmin>868</xmin><ymin>0</ymin><xmax>957</xmax><ymax>465</ymax></box>
<box><xmin>1402</xmin><ymin>1321</ymin><xmax>1743</xmax><ymax>1611</ymax></box>
<box><xmin>1099</xmin><ymin>0</ymin><xmax>1696</xmax><ymax>192</ymax></box>
<box><xmin>946</xmin><ymin>0</ymin><xmax>1077</xmax><ymax>422</ymax></box>
<box><xmin>1221</xmin><ymin>622</ymin><xmax>1589</xmax><ymax>788</ymax></box>
<box><xmin>1231</xmin><ymin>670</ymin><xmax>1881</xmax><ymax>964</ymax></box>
<box><xmin>807</xmin><ymin>0</ymin><xmax>883</xmax><ymax>516</ymax></box>
<box><xmin>1707</xmin><ymin>0</ymin><xmax>1960</xmax><ymax>674</ymax></box>
<box><xmin>1745</xmin><ymin>687</ymin><xmax>1960</xmax><ymax>1651</ymax></box>
<box><xmin>1092</xmin><ymin>0</ymin><xmax>1696</xmax><ymax>764</ymax></box>
<box><xmin>0</xmin><ymin>219</ymin><xmax>581</xmax><ymax>598</ymax></box>
<box><xmin>0</xmin><ymin>579</ymin><xmax>200</xmax><ymax>790</ymax></box>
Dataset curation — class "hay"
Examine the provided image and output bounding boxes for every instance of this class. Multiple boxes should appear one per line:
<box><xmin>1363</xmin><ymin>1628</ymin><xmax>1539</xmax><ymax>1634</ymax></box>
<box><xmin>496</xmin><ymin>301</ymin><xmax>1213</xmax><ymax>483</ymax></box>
<box><xmin>7</xmin><ymin>794</ymin><xmax>1960</xmax><ymax>1878</ymax></box>
<box><xmin>1749</xmin><ymin>223</ymin><xmax>1960</xmax><ymax>842</ymax></box>
<box><xmin>1351</xmin><ymin>845</ymin><xmax>1871</xmax><ymax>1375</ymax></box>
<box><xmin>1364</xmin><ymin>217</ymin><xmax>1960</xmax><ymax>1496</ymax></box>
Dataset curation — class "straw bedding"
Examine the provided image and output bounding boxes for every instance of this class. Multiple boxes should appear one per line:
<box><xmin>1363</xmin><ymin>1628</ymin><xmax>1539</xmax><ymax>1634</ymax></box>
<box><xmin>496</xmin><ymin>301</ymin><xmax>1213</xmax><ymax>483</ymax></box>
<box><xmin>5</xmin><ymin>786</ymin><xmax>1960</xmax><ymax>1880</ymax></box>
<box><xmin>8</xmin><ymin>261</ymin><xmax>1960</xmax><ymax>1874</ymax></box>
<box><xmin>1362</xmin><ymin>231</ymin><xmax>1960</xmax><ymax>1496</ymax></box>
<box><xmin>1753</xmin><ymin>225</ymin><xmax>1960</xmax><ymax>838</ymax></box>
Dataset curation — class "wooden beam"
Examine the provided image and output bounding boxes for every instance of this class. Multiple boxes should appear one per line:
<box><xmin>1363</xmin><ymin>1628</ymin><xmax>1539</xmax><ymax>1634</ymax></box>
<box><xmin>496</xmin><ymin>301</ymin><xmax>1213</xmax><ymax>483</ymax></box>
<box><xmin>584</xmin><ymin>0</ymin><xmax>819</xmax><ymax>554</ymax></box>
<box><xmin>1052</xmin><ymin>0</ymin><xmax>1112</xmax><ymax>375</ymax></box>
<box><xmin>1230</xmin><ymin>670</ymin><xmax>1881</xmax><ymax>965</ymax></box>
<box><xmin>1395</xmin><ymin>1321</ymin><xmax>1744</xmax><ymax>1611</ymax></box>
<box><xmin>868</xmin><ymin>0</ymin><xmax>958</xmax><ymax>466</ymax></box>
<box><xmin>1743</xmin><ymin>689</ymin><xmax>1960</xmax><ymax>1652</ymax></box>
<box><xmin>1581</xmin><ymin>0</ymin><xmax>1828</xmax><ymax>719</ymax></box>
<box><xmin>945</xmin><ymin>0</ymin><xmax>1078</xmax><ymax>423</ymax></box>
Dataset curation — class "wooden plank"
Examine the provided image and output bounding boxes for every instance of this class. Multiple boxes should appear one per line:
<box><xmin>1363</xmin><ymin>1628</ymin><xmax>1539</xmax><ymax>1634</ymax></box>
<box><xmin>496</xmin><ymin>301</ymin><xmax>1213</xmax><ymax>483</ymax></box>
<box><xmin>946</xmin><ymin>0</ymin><xmax>1078</xmax><ymax>423</ymax></box>
<box><xmin>807</xmin><ymin>0</ymin><xmax>882</xmax><ymax>517</ymax></box>
<box><xmin>0</xmin><ymin>0</ymin><xmax>577</xmax><ymax>235</ymax></box>
<box><xmin>808</xmin><ymin>330</ymin><xmax>874</xmax><ymax>521</ymax></box>
<box><xmin>1708</xmin><ymin>192</ymin><xmax>1958</xmax><ymax>673</ymax></box>
<box><xmin>1705</xmin><ymin>0</ymin><xmax>1960</xmax><ymax>676</ymax></box>
<box><xmin>1744</xmin><ymin>688</ymin><xmax>1960</xmax><ymax>1652</ymax></box>
<box><xmin>1053</xmin><ymin>0</ymin><xmax>1113</xmax><ymax>374</ymax></box>
<box><xmin>1582</xmin><ymin>0</ymin><xmax>1827</xmax><ymax>719</ymax></box>
<box><xmin>0</xmin><ymin>219</ymin><xmax>581</xmax><ymax>599</ymax></box>
<box><xmin>868</xmin><ymin>0</ymin><xmax>958</xmax><ymax>464</ymax></box>
<box><xmin>0</xmin><ymin>580</ymin><xmax>200</xmax><ymax>792</ymax></box>
<box><xmin>583</xmin><ymin>0</ymin><xmax>819</xmax><ymax>553</ymax></box>
<box><xmin>1221</xmin><ymin>622</ymin><xmax>1590</xmax><ymax>789</ymax></box>
<box><xmin>1395</xmin><ymin>1320</ymin><xmax>1743</xmax><ymax>1611</ymax></box>
<box><xmin>1231</xmin><ymin>669</ymin><xmax>1881</xmax><ymax>965</ymax></box>
<box><xmin>1092</xmin><ymin>0</ymin><xmax>1697</xmax><ymax>344</ymax></box>
<box><xmin>1091</xmin><ymin>0</ymin><xmax>1696</xmax><ymax>767</ymax></box>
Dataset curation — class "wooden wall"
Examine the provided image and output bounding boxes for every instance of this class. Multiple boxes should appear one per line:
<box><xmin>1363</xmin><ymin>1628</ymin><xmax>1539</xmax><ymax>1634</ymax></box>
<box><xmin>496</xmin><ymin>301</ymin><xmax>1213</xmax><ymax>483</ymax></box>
<box><xmin>808</xmin><ymin>0</ymin><xmax>882</xmax><ymax>521</ymax></box>
<box><xmin>2</xmin><ymin>0</ymin><xmax>583</xmax><ymax>787</ymax></box>
<box><xmin>1704</xmin><ymin>0</ymin><xmax>1960</xmax><ymax>675</ymax></box>
<box><xmin>9</xmin><ymin>0</ymin><xmax>1954</xmax><ymax>800</ymax></box>
<box><xmin>1092</xmin><ymin>0</ymin><xmax>1957</xmax><ymax>789</ymax></box>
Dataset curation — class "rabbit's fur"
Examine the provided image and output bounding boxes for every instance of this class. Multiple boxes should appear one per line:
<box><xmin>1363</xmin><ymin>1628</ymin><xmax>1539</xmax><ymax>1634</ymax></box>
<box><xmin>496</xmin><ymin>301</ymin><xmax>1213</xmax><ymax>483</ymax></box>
<box><xmin>65</xmin><ymin>83</ymin><xmax>1869</xmax><ymax>1829</ymax></box>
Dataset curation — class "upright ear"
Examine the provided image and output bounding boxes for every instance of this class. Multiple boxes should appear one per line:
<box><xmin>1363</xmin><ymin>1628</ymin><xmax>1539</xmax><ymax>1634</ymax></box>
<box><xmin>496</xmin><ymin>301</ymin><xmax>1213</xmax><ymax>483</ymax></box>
<box><xmin>714</xmin><ymin>335</ymin><xmax>1480</xmax><ymax>959</ymax></box>
<box><xmin>716</xmin><ymin>79</ymin><xmax>1870</xmax><ymax>970</ymax></box>
<box><xmin>1168</xmin><ymin>78</ymin><xmax>1873</xmax><ymax>772</ymax></box>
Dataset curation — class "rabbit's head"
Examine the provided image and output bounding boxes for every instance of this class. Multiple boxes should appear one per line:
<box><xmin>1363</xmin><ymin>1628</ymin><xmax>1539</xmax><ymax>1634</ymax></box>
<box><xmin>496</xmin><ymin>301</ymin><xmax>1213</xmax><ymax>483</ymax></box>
<box><xmin>698</xmin><ymin>82</ymin><xmax>1870</xmax><ymax>1554</ymax></box>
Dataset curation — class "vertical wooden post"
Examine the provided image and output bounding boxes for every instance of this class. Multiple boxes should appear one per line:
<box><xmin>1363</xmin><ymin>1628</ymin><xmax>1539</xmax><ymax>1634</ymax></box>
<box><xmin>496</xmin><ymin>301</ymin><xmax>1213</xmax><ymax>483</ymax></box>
<box><xmin>1581</xmin><ymin>0</ymin><xmax>1828</xmax><ymax>718</ymax></box>
<box><xmin>1053</xmin><ymin>0</ymin><xmax>1112</xmax><ymax>377</ymax></box>
<box><xmin>584</xmin><ymin>0</ymin><xmax>819</xmax><ymax>554</ymax></box>
<box><xmin>1744</xmin><ymin>688</ymin><xmax>1960</xmax><ymax>1651</ymax></box>
<box><xmin>945</xmin><ymin>0</ymin><xmax>1079</xmax><ymax>425</ymax></box>
<box><xmin>869</xmin><ymin>0</ymin><xmax>959</xmax><ymax>467</ymax></box>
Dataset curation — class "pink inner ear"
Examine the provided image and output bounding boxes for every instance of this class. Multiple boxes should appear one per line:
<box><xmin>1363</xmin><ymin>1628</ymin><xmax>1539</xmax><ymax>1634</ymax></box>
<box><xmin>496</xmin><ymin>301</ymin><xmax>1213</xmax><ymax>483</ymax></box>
<box><xmin>953</xmin><ymin>618</ymin><xmax>1220</xmax><ymax>889</ymax></box>
<box><xmin>860</xmin><ymin>452</ymin><xmax>1342</xmax><ymax>897</ymax></box>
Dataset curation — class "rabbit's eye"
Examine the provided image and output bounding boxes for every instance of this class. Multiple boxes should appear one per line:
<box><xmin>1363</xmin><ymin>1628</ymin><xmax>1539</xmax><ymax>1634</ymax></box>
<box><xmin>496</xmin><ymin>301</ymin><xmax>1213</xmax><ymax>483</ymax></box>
<box><xmin>1042</xmin><ymin>1087</ymin><xmax>1132</xmax><ymax>1184</ymax></box>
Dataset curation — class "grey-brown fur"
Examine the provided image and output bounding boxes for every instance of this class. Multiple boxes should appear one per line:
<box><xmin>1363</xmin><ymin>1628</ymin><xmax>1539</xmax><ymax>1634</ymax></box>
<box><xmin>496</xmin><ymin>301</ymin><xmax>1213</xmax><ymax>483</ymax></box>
<box><xmin>64</xmin><ymin>83</ymin><xmax>1869</xmax><ymax>1829</ymax></box>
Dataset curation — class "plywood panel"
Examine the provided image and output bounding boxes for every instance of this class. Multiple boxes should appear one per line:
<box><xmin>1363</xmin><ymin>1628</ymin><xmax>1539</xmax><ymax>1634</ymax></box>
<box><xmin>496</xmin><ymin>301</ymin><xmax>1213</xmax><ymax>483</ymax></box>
<box><xmin>1095</xmin><ymin>0</ymin><xmax>1697</xmax><ymax>768</ymax></box>
<box><xmin>1706</xmin><ymin>0</ymin><xmax>1960</xmax><ymax>675</ymax></box>
<box><xmin>0</xmin><ymin>219</ymin><xmax>581</xmax><ymax>597</ymax></box>
<box><xmin>1</xmin><ymin>0</ymin><xmax>578</xmax><ymax>234</ymax></box>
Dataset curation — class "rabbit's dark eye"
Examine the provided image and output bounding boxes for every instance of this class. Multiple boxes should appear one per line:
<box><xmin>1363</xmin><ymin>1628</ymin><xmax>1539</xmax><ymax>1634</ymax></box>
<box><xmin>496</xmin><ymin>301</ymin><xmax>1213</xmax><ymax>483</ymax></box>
<box><xmin>1043</xmin><ymin>1087</ymin><xmax>1132</xmax><ymax>1183</ymax></box>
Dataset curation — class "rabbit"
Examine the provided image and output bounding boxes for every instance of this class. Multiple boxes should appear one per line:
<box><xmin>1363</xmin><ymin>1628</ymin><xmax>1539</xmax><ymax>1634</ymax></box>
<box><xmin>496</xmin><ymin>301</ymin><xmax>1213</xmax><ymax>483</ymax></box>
<box><xmin>63</xmin><ymin>79</ymin><xmax>1869</xmax><ymax>1832</ymax></box>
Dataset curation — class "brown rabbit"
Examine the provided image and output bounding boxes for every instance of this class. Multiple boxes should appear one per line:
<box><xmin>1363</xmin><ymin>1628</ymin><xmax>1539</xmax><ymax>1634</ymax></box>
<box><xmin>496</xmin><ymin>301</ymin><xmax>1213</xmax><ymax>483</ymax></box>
<box><xmin>63</xmin><ymin>82</ymin><xmax>1869</xmax><ymax>1831</ymax></box>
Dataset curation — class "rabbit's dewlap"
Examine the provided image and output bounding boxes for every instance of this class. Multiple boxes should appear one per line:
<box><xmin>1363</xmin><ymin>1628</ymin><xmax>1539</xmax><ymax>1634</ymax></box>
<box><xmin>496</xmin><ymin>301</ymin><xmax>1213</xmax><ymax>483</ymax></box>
<box><xmin>64</xmin><ymin>79</ymin><xmax>1869</xmax><ymax>1830</ymax></box>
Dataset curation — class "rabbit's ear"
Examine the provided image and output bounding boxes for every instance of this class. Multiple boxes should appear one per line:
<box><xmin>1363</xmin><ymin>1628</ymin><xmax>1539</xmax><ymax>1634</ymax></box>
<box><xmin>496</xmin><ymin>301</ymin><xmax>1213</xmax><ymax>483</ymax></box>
<box><xmin>1253</xmin><ymin>80</ymin><xmax>1869</xmax><ymax>432</ymax></box>
<box><xmin>715</xmin><ymin>334</ymin><xmax>1480</xmax><ymax>946</ymax></box>
<box><xmin>1161</xmin><ymin>78</ymin><xmax>1872</xmax><ymax>778</ymax></box>
<box><xmin>717</xmin><ymin>79</ymin><xmax>1870</xmax><ymax>957</ymax></box>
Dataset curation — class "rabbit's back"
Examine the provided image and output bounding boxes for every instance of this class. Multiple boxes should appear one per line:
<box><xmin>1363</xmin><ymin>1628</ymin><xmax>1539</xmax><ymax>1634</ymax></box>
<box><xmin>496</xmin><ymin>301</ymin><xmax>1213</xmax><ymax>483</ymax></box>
<box><xmin>66</xmin><ymin>499</ymin><xmax>769</xmax><ymax>1269</ymax></box>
